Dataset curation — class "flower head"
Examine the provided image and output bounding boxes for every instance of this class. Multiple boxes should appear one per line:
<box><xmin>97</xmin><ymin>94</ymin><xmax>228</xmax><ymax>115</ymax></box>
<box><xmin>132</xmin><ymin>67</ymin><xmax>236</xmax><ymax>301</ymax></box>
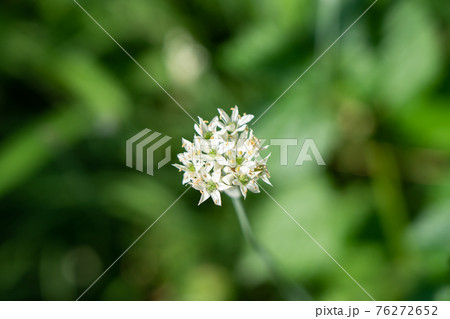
<box><xmin>174</xmin><ymin>106</ymin><xmax>271</xmax><ymax>206</ymax></box>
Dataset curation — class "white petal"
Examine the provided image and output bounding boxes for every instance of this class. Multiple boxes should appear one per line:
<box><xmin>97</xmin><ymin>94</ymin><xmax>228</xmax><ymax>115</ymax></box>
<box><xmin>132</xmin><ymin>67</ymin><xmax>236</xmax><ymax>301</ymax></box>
<box><xmin>199</xmin><ymin>141</ymin><xmax>210</xmax><ymax>154</ymax></box>
<box><xmin>239</xmin><ymin>163</ymin><xmax>254</xmax><ymax>175</ymax></box>
<box><xmin>217</xmin><ymin>182</ymin><xmax>232</xmax><ymax>191</ymax></box>
<box><xmin>238</xmin><ymin>130</ymin><xmax>248</xmax><ymax>142</ymax></box>
<box><xmin>182</xmin><ymin>173</ymin><xmax>191</xmax><ymax>184</ymax></box>
<box><xmin>211</xmin><ymin>190</ymin><xmax>222</xmax><ymax>206</ymax></box>
<box><xmin>194</xmin><ymin>136</ymin><xmax>202</xmax><ymax>149</ymax></box>
<box><xmin>217</xmin><ymin>141</ymin><xmax>233</xmax><ymax>154</ymax></box>
<box><xmin>182</xmin><ymin>138</ymin><xmax>193</xmax><ymax>150</ymax></box>
<box><xmin>200</xmin><ymin>118</ymin><xmax>208</xmax><ymax>133</ymax></box>
<box><xmin>231</xmin><ymin>106</ymin><xmax>239</xmax><ymax>122</ymax></box>
<box><xmin>194</xmin><ymin>124</ymin><xmax>202</xmax><ymax>136</ymax></box>
<box><xmin>209</xmin><ymin>116</ymin><xmax>219</xmax><ymax>130</ymax></box>
<box><xmin>223</xmin><ymin>166</ymin><xmax>233</xmax><ymax>174</ymax></box>
<box><xmin>222</xmin><ymin>174</ymin><xmax>235</xmax><ymax>185</ymax></box>
<box><xmin>216</xmin><ymin>156</ymin><xmax>229</xmax><ymax>166</ymax></box>
<box><xmin>238</xmin><ymin>114</ymin><xmax>254</xmax><ymax>126</ymax></box>
<box><xmin>212</xmin><ymin>169</ymin><xmax>221</xmax><ymax>182</ymax></box>
<box><xmin>201</xmin><ymin>171</ymin><xmax>210</xmax><ymax>180</ymax></box>
<box><xmin>240</xmin><ymin>186</ymin><xmax>248</xmax><ymax>199</ymax></box>
<box><xmin>173</xmin><ymin>163</ymin><xmax>186</xmax><ymax>171</ymax></box>
<box><xmin>246</xmin><ymin>182</ymin><xmax>260</xmax><ymax>193</ymax></box>
<box><xmin>218</xmin><ymin>108</ymin><xmax>230</xmax><ymax>123</ymax></box>
<box><xmin>209</xmin><ymin>136</ymin><xmax>220</xmax><ymax>148</ymax></box>
<box><xmin>198</xmin><ymin>191</ymin><xmax>210</xmax><ymax>205</ymax></box>
<box><xmin>260</xmin><ymin>175</ymin><xmax>272</xmax><ymax>186</ymax></box>
<box><xmin>204</xmin><ymin>161</ymin><xmax>214</xmax><ymax>172</ymax></box>
<box><xmin>216</xmin><ymin>121</ymin><xmax>226</xmax><ymax>130</ymax></box>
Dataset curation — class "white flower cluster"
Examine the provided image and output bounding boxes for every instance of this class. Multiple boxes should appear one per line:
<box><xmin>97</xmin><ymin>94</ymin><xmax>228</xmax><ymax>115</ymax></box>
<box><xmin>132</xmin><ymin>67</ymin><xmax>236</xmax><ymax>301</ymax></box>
<box><xmin>174</xmin><ymin>106</ymin><xmax>271</xmax><ymax>206</ymax></box>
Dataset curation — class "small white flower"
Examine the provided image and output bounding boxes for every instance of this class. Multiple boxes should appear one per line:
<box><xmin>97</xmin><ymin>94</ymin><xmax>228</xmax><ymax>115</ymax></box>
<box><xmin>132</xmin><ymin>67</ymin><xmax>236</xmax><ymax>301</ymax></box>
<box><xmin>174</xmin><ymin>106</ymin><xmax>271</xmax><ymax>206</ymax></box>
<box><xmin>194</xmin><ymin>116</ymin><xmax>221</xmax><ymax>140</ymax></box>
<box><xmin>217</xmin><ymin>106</ymin><xmax>254</xmax><ymax>134</ymax></box>
<box><xmin>192</xmin><ymin>167</ymin><xmax>232</xmax><ymax>205</ymax></box>
<box><xmin>173</xmin><ymin>138</ymin><xmax>203</xmax><ymax>184</ymax></box>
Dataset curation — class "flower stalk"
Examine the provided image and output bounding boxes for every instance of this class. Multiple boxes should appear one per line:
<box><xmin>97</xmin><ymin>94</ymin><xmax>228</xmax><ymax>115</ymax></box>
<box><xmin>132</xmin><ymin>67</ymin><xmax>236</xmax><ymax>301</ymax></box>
<box><xmin>230</xmin><ymin>194</ymin><xmax>311</xmax><ymax>300</ymax></box>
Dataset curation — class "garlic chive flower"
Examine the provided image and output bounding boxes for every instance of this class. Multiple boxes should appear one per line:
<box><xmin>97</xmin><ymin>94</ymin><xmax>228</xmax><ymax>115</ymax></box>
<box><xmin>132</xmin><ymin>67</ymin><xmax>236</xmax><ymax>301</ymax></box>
<box><xmin>174</xmin><ymin>106</ymin><xmax>272</xmax><ymax>206</ymax></box>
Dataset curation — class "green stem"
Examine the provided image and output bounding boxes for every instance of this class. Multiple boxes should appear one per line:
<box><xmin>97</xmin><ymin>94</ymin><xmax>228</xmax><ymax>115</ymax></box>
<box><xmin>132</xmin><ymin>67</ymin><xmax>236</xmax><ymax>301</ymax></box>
<box><xmin>231</xmin><ymin>196</ymin><xmax>310</xmax><ymax>300</ymax></box>
<box><xmin>231</xmin><ymin>196</ymin><xmax>255</xmax><ymax>244</ymax></box>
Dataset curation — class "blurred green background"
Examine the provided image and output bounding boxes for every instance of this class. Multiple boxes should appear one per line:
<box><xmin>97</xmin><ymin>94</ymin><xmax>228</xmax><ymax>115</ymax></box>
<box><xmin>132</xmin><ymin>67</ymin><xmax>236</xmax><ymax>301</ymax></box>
<box><xmin>1</xmin><ymin>0</ymin><xmax>449</xmax><ymax>300</ymax></box>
